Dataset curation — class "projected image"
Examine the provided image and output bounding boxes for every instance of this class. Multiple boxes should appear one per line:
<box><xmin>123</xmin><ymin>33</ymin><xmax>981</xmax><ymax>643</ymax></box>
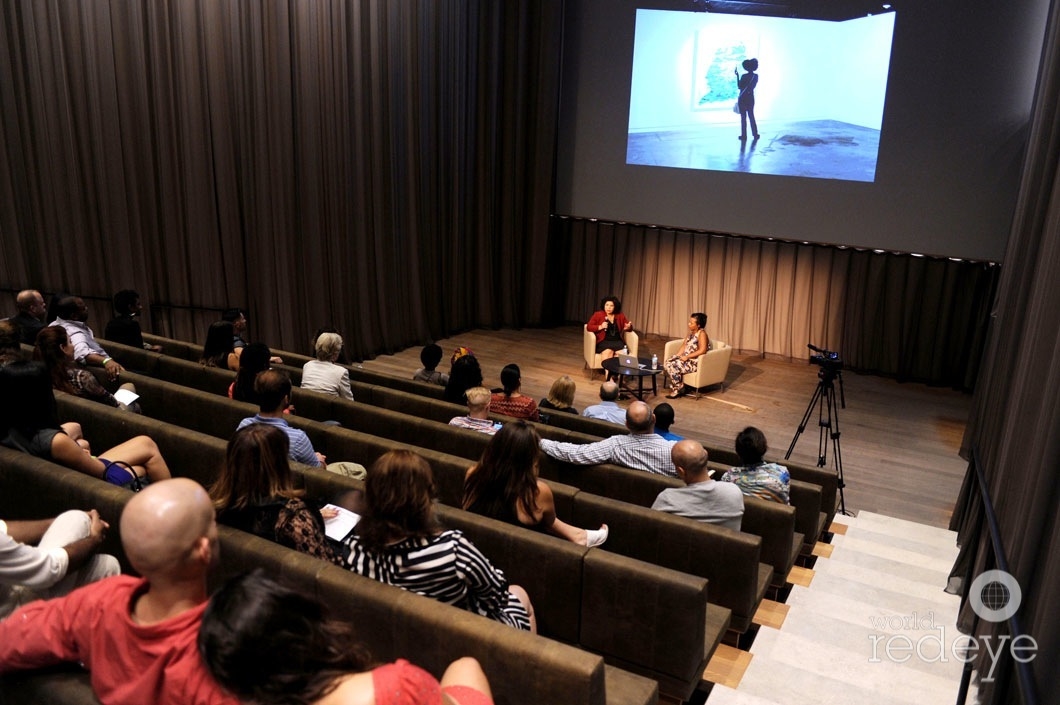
<box><xmin>626</xmin><ymin>8</ymin><xmax>896</xmax><ymax>182</ymax></box>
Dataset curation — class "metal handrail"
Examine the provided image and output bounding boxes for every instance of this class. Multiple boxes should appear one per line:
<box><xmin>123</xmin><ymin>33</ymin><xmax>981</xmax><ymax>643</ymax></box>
<box><xmin>955</xmin><ymin>447</ymin><xmax>1039</xmax><ymax>705</ymax></box>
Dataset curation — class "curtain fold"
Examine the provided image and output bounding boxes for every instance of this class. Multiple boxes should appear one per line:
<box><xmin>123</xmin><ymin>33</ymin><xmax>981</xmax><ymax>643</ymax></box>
<box><xmin>552</xmin><ymin>216</ymin><xmax>997</xmax><ymax>387</ymax></box>
<box><xmin>0</xmin><ymin>0</ymin><xmax>563</xmax><ymax>358</ymax></box>
<box><xmin>947</xmin><ymin>0</ymin><xmax>1060</xmax><ymax>699</ymax></box>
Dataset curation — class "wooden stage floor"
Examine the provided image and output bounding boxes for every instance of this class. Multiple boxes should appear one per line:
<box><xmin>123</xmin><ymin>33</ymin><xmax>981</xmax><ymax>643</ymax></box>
<box><xmin>360</xmin><ymin>326</ymin><xmax>971</xmax><ymax>530</ymax></box>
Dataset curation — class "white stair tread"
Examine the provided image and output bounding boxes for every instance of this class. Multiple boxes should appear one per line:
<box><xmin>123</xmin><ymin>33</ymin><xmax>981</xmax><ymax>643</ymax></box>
<box><xmin>785</xmin><ymin>577</ymin><xmax>960</xmax><ymax>626</ymax></box>
<box><xmin>831</xmin><ymin>529</ymin><xmax>959</xmax><ymax>566</ymax></box>
<box><xmin>813</xmin><ymin>552</ymin><xmax>957</xmax><ymax>604</ymax></box>
<box><xmin>852</xmin><ymin>511</ymin><xmax>959</xmax><ymax>547</ymax></box>
<box><xmin>740</xmin><ymin>628</ymin><xmax>967</xmax><ymax>705</ymax></box>
<box><xmin>823</xmin><ymin>540</ymin><xmax>954</xmax><ymax>585</ymax></box>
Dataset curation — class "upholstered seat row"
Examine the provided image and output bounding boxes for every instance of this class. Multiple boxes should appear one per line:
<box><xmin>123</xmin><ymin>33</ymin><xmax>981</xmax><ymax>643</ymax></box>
<box><xmin>52</xmin><ymin>395</ymin><xmax>732</xmax><ymax>699</ymax></box>
<box><xmin>87</xmin><ymin>345</ymin><xmax>806</xmax><ymax>591</ymax></box>
<box><xmin>0</xmin><ymin>448</ymin><xmax>659</xmax><ymax>705</ymax></box>
<box><xmin>105</xmin><ymin>335</ymin><xmax>840</xmax><ymax>534</ymax></box>
<box><xmin>72</xmin><ymin>371</ymin><xmax>773</xmax><ymax>635</ymax></box>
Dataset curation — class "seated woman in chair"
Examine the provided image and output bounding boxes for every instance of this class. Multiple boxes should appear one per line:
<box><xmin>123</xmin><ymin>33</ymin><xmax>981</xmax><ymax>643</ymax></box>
<box><xmin>665</xmin><ymin>312</ymin><xmax>710</xmax><ymax>398</ymax></box>
<box><xmin>343</xmin><ymin>449</ymin><xmax>536</xmax><ymax>632</ymax></box>
<box><xmin>210</xmin><ymin>424</ymin><xmax>341</xmax><ymax>564</ymax></box>
<box><xmin>0</xmin><ymin>361</ymin><xmax>171</xmax><ymax>489</ymax></box>
<box><xmin>463</xmin><ymin>421</ymin><xmax>607</xmax><ymax>547</ymax></box>
<box><xmin>586</xmin><ymin>296</ymin><xmax>633</xmax><ymax>362</ymax></box>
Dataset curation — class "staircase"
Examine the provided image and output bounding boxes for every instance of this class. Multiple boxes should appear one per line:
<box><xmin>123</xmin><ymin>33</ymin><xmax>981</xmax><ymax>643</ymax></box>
<box><xmin>705</xmin><ymin>511</ymin><xmax>977</xmax><ymax>705</ymax></box>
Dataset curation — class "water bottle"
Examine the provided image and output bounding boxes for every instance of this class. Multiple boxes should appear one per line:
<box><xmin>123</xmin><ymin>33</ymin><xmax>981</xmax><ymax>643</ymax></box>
<box><xmin>651</xmin><ymin>353</ymin><xmax>658</xmax><ymax>370</ymax></box>
<box><xmin>620</xmin><ymin>346</ymin><xmax>628</xmax><ymax>356</ymax></box>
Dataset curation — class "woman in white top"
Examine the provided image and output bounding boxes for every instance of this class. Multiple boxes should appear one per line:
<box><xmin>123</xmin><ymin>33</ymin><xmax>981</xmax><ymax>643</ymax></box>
<box><xmin>301</xmin><ymin>332</ymin><xmax>354</xmax><ymax>400</ymax></box>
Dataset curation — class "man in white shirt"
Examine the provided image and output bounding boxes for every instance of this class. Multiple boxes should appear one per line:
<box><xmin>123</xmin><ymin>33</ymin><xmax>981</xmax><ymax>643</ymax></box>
<box><xmin>540</xmin><ymin>401</ymin><xmax>677</xmax><ymax>477</ymax></box>
<box><xmin>0</xmin><ymin>509</ymin><xmax>118</xmax><ymax>618</ymax></box>
<box><xmin>49</xmin><ymin>295</ymin><xmax>125</xmax><ymax>381</ymax></box>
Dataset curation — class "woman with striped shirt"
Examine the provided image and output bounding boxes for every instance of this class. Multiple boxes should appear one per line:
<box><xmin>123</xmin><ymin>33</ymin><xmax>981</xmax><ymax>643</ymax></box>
<box><xmin>343</xmin><ymin>450</ymin><xmax>535</xmax><ymax>632</ymax></box>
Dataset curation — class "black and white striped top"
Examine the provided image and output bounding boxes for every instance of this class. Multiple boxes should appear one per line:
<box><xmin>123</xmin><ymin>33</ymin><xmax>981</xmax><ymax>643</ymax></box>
<box><xmin>344</xmin><ymin>529</ymin><xmax>531</xmax><ymax>630</ymax></box>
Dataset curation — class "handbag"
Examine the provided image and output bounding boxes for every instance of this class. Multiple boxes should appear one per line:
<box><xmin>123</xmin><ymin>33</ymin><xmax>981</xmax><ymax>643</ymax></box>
<box><xmin>733</xmin><ymin>101</ymin><xmax>740</xmax><ymax>114</ymax></box>
<box><xmin>102</xmin><ymin>459</ymin><xmax>148</xmax><ymax>492</ymax></box>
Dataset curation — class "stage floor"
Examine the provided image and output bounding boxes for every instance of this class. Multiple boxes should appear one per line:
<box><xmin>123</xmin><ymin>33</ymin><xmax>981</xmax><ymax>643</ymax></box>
<box><xmin>360</xmin><ymin>326</ymin><xmax>971</xmax><ymax>529</ymax></box>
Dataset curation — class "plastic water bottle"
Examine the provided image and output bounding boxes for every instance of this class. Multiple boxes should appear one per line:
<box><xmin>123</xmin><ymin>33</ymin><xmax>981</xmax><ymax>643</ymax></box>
<box><xmin>651</xmin><ymin>353</ymin><xmax>658</xmax><ymax>370</ymax></box>
<box><xmin>620</xmin><ymin>346</ymin><xmax>628</xmax><ymax>356</ymax></box>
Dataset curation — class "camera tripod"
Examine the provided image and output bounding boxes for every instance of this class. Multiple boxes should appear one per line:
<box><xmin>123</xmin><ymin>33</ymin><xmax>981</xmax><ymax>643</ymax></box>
<box><xmin>785</xmin><ymin>365</ymin><xmax>849</xmax><ymax>516</ymax></box>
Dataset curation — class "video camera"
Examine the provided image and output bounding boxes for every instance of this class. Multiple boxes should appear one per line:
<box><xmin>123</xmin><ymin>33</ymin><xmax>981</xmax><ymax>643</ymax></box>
<box><xmin>807</xmin><ymin>344</ymin><xmax>842</xmax><ymax>373</ymax></box>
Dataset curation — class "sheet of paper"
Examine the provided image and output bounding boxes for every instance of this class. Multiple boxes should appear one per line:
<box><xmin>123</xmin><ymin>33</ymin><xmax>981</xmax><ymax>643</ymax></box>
<box><xmin>113</xmin><ymin>388</ymin><xmax>140</xmax><ymax>405</ymax></box>
<box><xmin>323</xmin><ymin>503</ymin><xmax>360</xmax><ymax>541</ymax></box>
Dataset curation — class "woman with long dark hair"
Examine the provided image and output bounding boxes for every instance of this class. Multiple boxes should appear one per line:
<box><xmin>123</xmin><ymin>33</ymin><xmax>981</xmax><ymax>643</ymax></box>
<box><xmin>488</xmin><ymin>364</ymin><xmax>539</xmax><ymax>421</ymax></box>
<box><xmin>0</xmin><ymin>361</ymin><xmax>170</xmax><ymax>489</ymax></box>
<box><xmin>463</xmin><ymin>421</ymin><xmax>607</xmax><ymax>547</ymax></box>
<box><xmin>34</xmin><ymin>326</ymin><xmax>140</xmax><ymax>412</ymax></box>
<box><xmin>209</xmin><ymin>424</ymin><xmax>339</xmax><ymax>563</ymax></box>
<box><xmin>200</xmin><ymin>570</ymin><xmax>495</xmax><ymax>705</ymax></box>
<box><xmin>344</xmin><ymin>450</ymin><xmax>536</xmax><ymax>632</ymax></box>
<box><xmin>200</xmin><ymin>321</ymin><xmax>241</xmax><ymax>370</ymax></box>
<box><xmin>228</xmin><ymin>342</ymin><xmax>272</xmax><ymax>403</ymax></box>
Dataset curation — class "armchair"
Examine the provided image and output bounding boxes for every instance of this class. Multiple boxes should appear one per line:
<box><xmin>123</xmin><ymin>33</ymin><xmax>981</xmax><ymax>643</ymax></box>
<box><xmin>583</xmin><ymin>326</ymin><xmax>639</xmax><ymax>380</ymax></box>
<box><xmin>661</xmin><ymin>339</ymin><xmax>732</xmax><ymax>398</ymax></box>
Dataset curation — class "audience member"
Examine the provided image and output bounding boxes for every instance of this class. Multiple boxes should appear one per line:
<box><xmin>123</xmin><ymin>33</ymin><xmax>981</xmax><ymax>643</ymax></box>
<box><xmin>0</xmin><ymin>320</ymin><xmax>23</xmax><ymax>367</ymax></box>
<box><xmin>344</xmin><ymin>450</ymin><xmax>535</xmax><ymax>632</ymax></box>
<box><xmin>199</xmin><ymin>570</ymin><xmax>495</xmax><ymax>705</ymax></box>
<box><xmin>653</xmin><ymin>402</ymin><xmax>683</xmax><ymax>441</ymax></box>
<box><xmin>489</xmin><ymin>364</ymin><xmax>539</xmax><ymax>421</ymax></box>
<box><xmin>103</xmin><ymin>289</ymin><xmax>162</xmax><ymax>351</ymax></box>
<box><xmin>719</xmin><ymin>426</ymin><xmax>791</xmax><ymax>504</ymax></box>
<box><xmin>540</xmin><ymin>401</ymin><xmax>678</xmax><ymax>477</ymax></box>
<box><xmin>34</xmin><ymin>325</ymin><xmax>141</xmax><ymax>413</ymax></box>
<box><xmin>0</xmin><ymin>478</ymin><xmax>238</xmax><ymax>705</ymax></box>
<box><xmin>49</xmin><ymin>295</ymin><xmax>125</xmax><ymax>381</ymax></box>
<box><xmin>222</xmin><ymin>307</ymin><xmax>249</xmax><ymax>349</ymax></box>
<box><xmin>0</xmin><ymin>509</ymin><xmax>118</xmax><ymax>618</ymax></box>
<box><xmin>200</xmin><ymin>321</ymin><xmax>242</xmax><ymax>371</ymax></box>
<box><xmin>444</xmin><ymin>353</ymin><xmax>484</xmax><ymax>405</ymax></box>
<box><xmin>0</xmin><ymin>361</ymin><xmax>171</xmax><ymax>488</ymax></box>
<box><xmin>652</xmin><ymin>440</ymin><xmax>744</xmax><ymax>531</ymax></box>
<box><xmin>10</xmin><ymin>289</ymin><xmax>46</xmax><ymax>345</ymax></box>
<box><xmin>236</xmin><ymin>369</ymin><xmax>325</xmax><ymax>468</ymax></box>
<box><xmin>464</xmin><ymin>421</ymin><xmax>607</xmax><ymax>546</ymax></box>
<box><xmin>226</xmin><ymin>308</ymin><xmax>284</xmax><ymax>363</ymax></box>
<box><xmin>312</xmin><ymin>327</ymin><xmax>349</xmax><ymax>364</ymax></box>
<box><xmin>538</xmin><ymin>375</ymin><xmax>578</xmax><ymax>417</ymax></box>
<box><xmin>413</xmin><ymin>343</ymin><xmax>449</xmax><ymax>386</ymax></box>
<box><xmin>449</xmin><ymin>386</ymin><xmax>501</xmax><ymax>435</ymax></box>
<box><xmin>228</xmin><ymin>342</ymin><xmax>272</xmax><ymax>403</ymax></box>
<box><xmin>210</xmin><ymin>425</ymin><xmax>340</xmax><ymax>564</ymax></box>
<box><xmin>581</xmin><ymin>381</ymin><xmax>626</xmax><ymax>424</ymax></box>
<box><xmin>301</xmin><ymin>332</ymin><xmax>354</xmax><ymax>400</ymax></box>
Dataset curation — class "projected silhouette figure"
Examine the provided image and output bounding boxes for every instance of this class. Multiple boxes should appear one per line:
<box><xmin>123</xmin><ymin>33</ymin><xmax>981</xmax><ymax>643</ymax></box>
<box><xmin>735</xmin><ymin>58</ymin><xmax>760</xmax><ymax>141</ymax></box>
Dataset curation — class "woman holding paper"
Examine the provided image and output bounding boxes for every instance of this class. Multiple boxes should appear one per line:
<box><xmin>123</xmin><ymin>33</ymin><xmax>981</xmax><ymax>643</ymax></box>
<box><xmin>210</xmin><ymin>424</ymin><xmax>341</xmax><ymax>564</ymax></box>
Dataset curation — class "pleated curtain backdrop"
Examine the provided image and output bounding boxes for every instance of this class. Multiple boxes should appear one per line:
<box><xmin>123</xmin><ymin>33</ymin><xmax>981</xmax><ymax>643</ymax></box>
<box><xmin>0</xmin><ymin>0</ymin><xmax>564</xmax><ymax>359</ymax></box>
<box><xmin>553</xmin><ymin>216</ymin><xmax>997</xmax><ymax>388</ymax></box>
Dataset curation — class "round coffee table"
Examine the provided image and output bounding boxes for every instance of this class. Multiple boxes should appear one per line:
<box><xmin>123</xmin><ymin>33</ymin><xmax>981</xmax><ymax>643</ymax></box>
<box><xmin>601</xmin><ymin>357</ymin><xmax>663</xmax><ymax>401</ymax></box>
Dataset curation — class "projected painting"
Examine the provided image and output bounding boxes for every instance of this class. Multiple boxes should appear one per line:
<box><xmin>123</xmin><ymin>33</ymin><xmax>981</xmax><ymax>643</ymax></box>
<box><xmin>626</xmin><ymin>9</ymin><xmax>896</xmax><ymax>182</ymax></box>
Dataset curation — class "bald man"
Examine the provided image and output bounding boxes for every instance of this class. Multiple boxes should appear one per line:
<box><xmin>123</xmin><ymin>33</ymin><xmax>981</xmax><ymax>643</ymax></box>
<box><xmin>10</xmin><ymin>289</ymin><xmax>46</xmax><ymax>345</ymax></box>
<box><xmin>540</xmin><ymin>400</ymin><xmax>678</xmax><ymax>477</ymax></box>
<box><xmin>581</xmin><ymin>381</ymin><xmax>626</xmax><ymax>425</ymax></box>
<box><xmin>0</xmin><ymin>478</ymin><xmax>237</xmax><ymax>705</ymax></box>
<box><xmin>652</xmin><ymin>440</ymin><xmax>744</xmax><ymax>531</ymax></box>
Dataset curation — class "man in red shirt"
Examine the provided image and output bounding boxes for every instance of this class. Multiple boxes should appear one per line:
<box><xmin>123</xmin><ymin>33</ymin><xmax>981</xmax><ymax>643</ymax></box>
<box><xmin>0</xmin><ymin>478</ymin><xmax>237</xmax><ymax>705</ymax></box>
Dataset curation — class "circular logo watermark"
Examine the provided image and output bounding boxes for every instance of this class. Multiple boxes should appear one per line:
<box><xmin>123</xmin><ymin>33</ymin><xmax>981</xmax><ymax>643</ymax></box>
<box><xmin>968</xmin><ymin>569</ymin><xmax>1022</xmax><ymax>623</ymax></box>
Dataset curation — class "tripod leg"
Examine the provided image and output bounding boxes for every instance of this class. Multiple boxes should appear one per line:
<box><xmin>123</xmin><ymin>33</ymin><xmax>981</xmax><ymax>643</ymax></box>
<box><xmin>786</xmin><ymin>382</ymin><xmax>824</xmax><ymax>459</ymax></box>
